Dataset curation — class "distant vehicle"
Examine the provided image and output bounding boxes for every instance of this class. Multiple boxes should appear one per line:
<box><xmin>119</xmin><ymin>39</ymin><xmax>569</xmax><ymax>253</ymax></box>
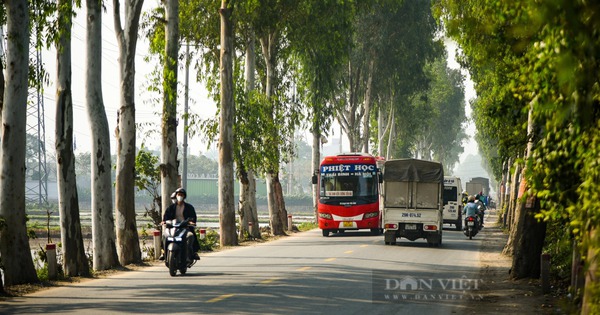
<box><xmin>466</xmin><ymin>177</ymin><xmax>489</xmax><ymax>196</ymax></box>
<box><xmin>443</xmin><ymin>176</ymin><xmax>463</xmax><ymax>230</ymax></box>
<box><xmin>312</xmin><ymin>153</ymin><xmax>383</xmax><ymax>237</ymax></box>
<box><xmin>382</xmin><ymin>158</ymin><xmax>444</xmax><ymax>247</ymax></box>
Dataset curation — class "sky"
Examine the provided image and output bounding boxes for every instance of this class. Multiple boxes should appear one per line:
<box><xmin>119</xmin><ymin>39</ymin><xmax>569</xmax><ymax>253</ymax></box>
<box><xmin>39</xmin><ymin>1</ymin><xmax>216</xmax><ymax>157</ymax></box>
<box><xmin>36</xmin><ymin>4</ymin><xmax>477</xmax><ymax>164</ymax></box>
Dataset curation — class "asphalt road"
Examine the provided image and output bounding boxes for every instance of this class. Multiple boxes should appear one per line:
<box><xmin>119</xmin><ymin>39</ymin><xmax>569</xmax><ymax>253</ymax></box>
<box><xmin>1</xmin><ymin>226</ymin><xmax>484</xmax><ymax>315</ymax></box>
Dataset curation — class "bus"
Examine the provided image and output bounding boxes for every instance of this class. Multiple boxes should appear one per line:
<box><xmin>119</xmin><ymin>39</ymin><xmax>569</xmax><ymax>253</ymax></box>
<box><xmin>443</xmin><ymin>176</ymin><xmax>463</xmax><ymax>231</ymax></box>
<box><xmin>312</xmin><ymin>153</ymin><xmax>383</xmax><ymax>237</ymax></box>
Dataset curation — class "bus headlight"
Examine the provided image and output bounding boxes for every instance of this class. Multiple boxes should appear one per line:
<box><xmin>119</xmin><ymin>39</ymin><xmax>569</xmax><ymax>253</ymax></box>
<box><xmin>319</xmin><ymin>213</ymin><xmax>332</xmax><ymax>220</ymax></box>
<box><xmin>364</xmin><ymin>212</ymin><xmax>379</xmax><ymax>219</ymax></box>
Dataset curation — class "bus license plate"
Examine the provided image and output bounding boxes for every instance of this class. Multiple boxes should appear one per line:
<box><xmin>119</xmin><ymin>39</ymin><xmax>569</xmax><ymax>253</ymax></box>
<box><xmin>405</xmin><ymin>224</ymin><xmax>417</xmax><ymax>230</ymax></box>
<box><xmin>343</xmin><ymin>221</ymin><xmax>353</xmax><ymax>227</ymax></box>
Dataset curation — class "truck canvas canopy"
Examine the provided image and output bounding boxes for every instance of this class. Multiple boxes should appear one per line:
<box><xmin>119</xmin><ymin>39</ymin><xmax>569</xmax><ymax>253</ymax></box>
<box><xmin>383</xmin><ymin>158</ymin><xmax>444</xmax><ymax>183</ymax></box>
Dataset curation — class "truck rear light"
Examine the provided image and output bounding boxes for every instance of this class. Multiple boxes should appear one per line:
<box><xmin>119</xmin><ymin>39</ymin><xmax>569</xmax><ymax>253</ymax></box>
<box><xmin>318</xmin><ymin>213</ymin><xmax>332</xmax><ymax>220</ymax></box>
<box><xmin>424</xmin><ymin>225</ymin><xmax>438</xmax><ymax>231</ymax></box>
<box><xmin>384</xmin><ymin>223</ymin><xmax>397</xmax><ymax>229</ymax></box>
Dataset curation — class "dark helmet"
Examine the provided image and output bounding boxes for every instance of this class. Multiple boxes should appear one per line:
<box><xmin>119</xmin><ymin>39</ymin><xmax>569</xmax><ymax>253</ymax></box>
<box><xmin>174</xmin><ymin>187</ymin><xmax>187</xmax><ymax>198</ymax></box>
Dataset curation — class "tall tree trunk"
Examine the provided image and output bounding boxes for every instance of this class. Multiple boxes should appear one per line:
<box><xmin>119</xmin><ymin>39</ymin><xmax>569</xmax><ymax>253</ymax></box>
<box><xmin>508</xmin><ymin>104</ymin><xmax>547</xmax><ymax>279</ymax></box>
<box><xmin>0</xmin><ymin>0</ymin><xmax>39</xmax><ymax>286</ymax></box>
<box><xmin>499</xmin><ymin>159</ymin><xmax>507</xmax><ymax>222</ymax></box>
<box><xmin>0</xmin><ymin>39</ymin><xmax>4</xmax><ymax>294</ymax></box>
<box><xmin>238</xmin><ymin>32</ymin><xmax>260</xmax><ymax>240</ymax></box>
<box><xmin>339</xmin><ymin>60</ymin><xmax>363</xmax><ymax>153</ymax></box>
<box><xmin>266</xmin><ymin>173</ymin><xmax>285</xmax><ymax>235</ymax></box>
<box><xmin>503</xmin><ymin>160</ymin><xmax>520</xmax><ymax>255</ymax></box>
<box><xmin>238</xmin><ymin>169</ymin><xmax>259</xmax><ymax>239</ymax></box>
<box><xmin>311</xmin><ymin>128</ymin><xmax>320</xmax><ymax>222</ymax></box>
<box><xmin>378</xmin><ymin>102</ymin><xmax>393</xmax><ymax>158</ymax></box>
<box><xmin>85</xmin><ymin>0</ymin><xmax>119</xmax><ymax>271</ymax></box>
<box><xmin>377</xmin><ymin>108</ymin><xmax>383</xmax><ymax>157</ymax></box>
<box><xmin>510</xmin><ymin>197</ymin><xmax>546</xmax><ymax>279</ymax></box>
<box><xmin>218</xmin><ymin>1</ymin><xmax>237</xmax><ymax>246</ymax></box>
<box><xmin>582</xmin><ymin>227</ymin><xmax>598</xmax><ymax>314</ymax></box>
<box><xmin>54</xmin><ymin>0</ymin><xmax>90</xmax><ymax>277</ymax></box>
<box><xmin>386</xmin><ymin>108</ymin><xmax>395</xmax><ymax>160</ymax></box>
<box><xmin>362</xmin><ymin>58</ymin><xmax>374</xmax><ymax>153</ymax></box>
<box><xmin>112</xmin><ymin>0</ymin><xmax>144</xmax><ymax>266</ymax></box>
<box><xmin>260</xmin><ymin>32</ymin><xmax>286</xmax><ymax>236</ymax></box>
<box><xmin>161</xmin><ymin>0</ymin><xmax>180</xmax><ymax>213</ymax></box>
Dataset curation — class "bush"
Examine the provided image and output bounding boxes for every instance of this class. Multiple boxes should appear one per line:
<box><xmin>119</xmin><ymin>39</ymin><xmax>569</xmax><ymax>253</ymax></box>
<box><xmin>297</xmin><ymin>221</ymin><xmax>318</xmax><ymax>231</ymax></box>
<box><xmin>197</xmin><ymin>229</ymin><xmax>219</xmax><ymax>251</ymax></box>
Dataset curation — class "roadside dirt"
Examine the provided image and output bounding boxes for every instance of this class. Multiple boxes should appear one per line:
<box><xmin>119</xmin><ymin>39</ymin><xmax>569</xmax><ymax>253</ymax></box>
<box><xmin>465</xmin><ymin>210</ymin><xmax>568</xmax><ymax>315</ymax></box>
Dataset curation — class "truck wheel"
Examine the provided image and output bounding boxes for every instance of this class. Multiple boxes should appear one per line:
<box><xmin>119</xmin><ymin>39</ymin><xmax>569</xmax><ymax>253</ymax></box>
<box><xmin>384</xmin><ymin>231</ymin><xmax>396</xmax><ymax>245</ymax></box>
<box><xmin>322</xmin><ymin>229</ymin><xmax>330</xmax><ymax>237</ymax></box>
<box><xmin>455</xmin><ymin>214</ymin><xmax>462</xmax><ymax>231</ymax></box>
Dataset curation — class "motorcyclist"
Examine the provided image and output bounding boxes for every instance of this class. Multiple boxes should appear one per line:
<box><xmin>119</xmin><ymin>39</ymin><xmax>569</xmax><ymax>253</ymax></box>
<box><xmin>476</xmin><ymin>199</ymin><xmax>485</xmax><ymax>227</ymax></box>
<box><xmin>461</xmin><ymin>191</ymin><xmax>469</xmax><ymax>205</ymax></box>
<box><xmin>159</xmin><ymin>188</ymin><xmax>200</xmax><ymax>261</ymax></box>
<box><xmin>462</xmin><ymin>195</ymin><xmax>480</xmax><ymax>230</ymax></box>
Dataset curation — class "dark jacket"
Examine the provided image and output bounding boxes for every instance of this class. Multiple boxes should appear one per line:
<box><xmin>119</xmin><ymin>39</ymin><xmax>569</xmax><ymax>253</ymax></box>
<box><xmin>163</xmin><ymin>202</ymin><xmax>197</xmax><ymax>223</ymax></box>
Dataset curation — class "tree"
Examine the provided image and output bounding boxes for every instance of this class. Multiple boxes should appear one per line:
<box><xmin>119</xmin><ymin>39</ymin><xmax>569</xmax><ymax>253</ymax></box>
<box><xmin>290</xmin><ymin>0</ymin><xmax>354</xmax><ymax>219</ymax></box>
<box><xmin>83</xmin><ymin>0</ymin><xmax>120</xmax><ymax>270</ymax></box>
<box><xmin>0</xmin><ymin>0</ymin><xmax>39</xmax><ymax>285</ymax></box>
<box><xmin>336</xmin><ymin>0</ymin><xmax>441</xmax><ymax>156</ymax></box>
<box><xmin>113</xmin><ymin>0</ymin><xmax>144</xmax><ymax>266</ymax></box>
<box><xmin>135</xmin><ymin>148</ymin><xmax>162</xmax><ymax>227</ymax></box>
<box><xmin>415</xmin><ymin>56</ymin><xmax>467</xmax><ymax>169</ymax></box>
<box><xmin>218</xmin><ymin>0</ymin><xmax>237</xmax><ymax>246</ymax></box>
<box><xmin>437</xmin><ymin>1</ymin><xmax>600</xmax><ymax>311</ymax></box>
<box><xmin>53</xmin><ymin>0</ymin><xmax>90</xmax><ymax>277</ymax></box>
<box><xmin>161</xmin><ymin>0</ymin><xmax>180</xmax><ymax>215</ymax></box>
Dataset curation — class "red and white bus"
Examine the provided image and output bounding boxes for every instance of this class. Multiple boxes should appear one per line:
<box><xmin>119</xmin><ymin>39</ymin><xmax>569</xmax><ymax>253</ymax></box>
<box><xmin>312</xmin><ymin>153</ymin><xmax>383</xmax><ymax>237</ymax></box>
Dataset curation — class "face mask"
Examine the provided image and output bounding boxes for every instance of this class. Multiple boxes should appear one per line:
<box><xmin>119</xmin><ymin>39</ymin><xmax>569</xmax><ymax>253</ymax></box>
<box><xmin>176</xmin><ymin>196</ymin><xmax>184</xmax><ymax>202</ymax></box>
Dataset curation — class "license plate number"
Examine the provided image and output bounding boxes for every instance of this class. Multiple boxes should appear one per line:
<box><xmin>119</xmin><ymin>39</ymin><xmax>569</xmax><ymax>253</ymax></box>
<box><xmin>343</xmin><ymin>221</ymin><xmax>353</xmax><ymax>227</ymax></box>
<box><xmin>405</xmin><ymin>224</ymin><xmax>417</xmax><ymax>230</ymax></box>
<box><xmin>467</xmin><ymin>221</ymin><xmax>475</xmax><ymax>226</ymax></box>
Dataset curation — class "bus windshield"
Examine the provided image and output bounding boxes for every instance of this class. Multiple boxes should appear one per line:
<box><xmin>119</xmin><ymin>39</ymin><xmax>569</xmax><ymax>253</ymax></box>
<box><xmin>319</xmin><ymin>164</ymin><xmax>379</xmax><ymax>205</ymax></box>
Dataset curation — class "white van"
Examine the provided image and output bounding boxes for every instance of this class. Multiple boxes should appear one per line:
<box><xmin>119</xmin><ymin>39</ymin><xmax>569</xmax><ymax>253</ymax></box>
<box><xmin>443</xmin><ymin>176</ymin><xmax>462</xmax><ymax>230</ymax></box>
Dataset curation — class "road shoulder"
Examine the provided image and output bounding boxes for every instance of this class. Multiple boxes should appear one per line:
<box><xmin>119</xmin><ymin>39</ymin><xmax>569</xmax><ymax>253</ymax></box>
<box><xmin>469</xmin><ymin>210</ymin><xmax>559</xmax><ymax>314</ymax></box>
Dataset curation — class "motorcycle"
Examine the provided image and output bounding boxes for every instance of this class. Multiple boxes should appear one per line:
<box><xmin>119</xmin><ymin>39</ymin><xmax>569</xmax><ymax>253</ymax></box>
<box><xmin>463</xmin><ymin>215</ymin><xmax>480</xmax><ymax>240</ymax></box>
<box><xmin>163</xmin><ymin>218</ymin><xmax>198</xmax><ymax>276</ymax></box>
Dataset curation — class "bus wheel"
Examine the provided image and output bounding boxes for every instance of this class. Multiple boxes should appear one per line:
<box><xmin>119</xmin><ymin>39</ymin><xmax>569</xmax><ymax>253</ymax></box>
<box><xmin>322</xmin><ymin>229</ymin><xmax>330</xmax><ymax>237</ymax></box>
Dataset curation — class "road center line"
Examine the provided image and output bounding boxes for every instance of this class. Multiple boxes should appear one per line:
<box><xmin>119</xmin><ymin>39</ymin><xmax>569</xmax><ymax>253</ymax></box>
<box><xmin>344</xmin><ymin>250</ymin><xmax>354</xmax><ymax>254</ymax></box>
<box><xmin>360</xmin><ymin>244</ymin><xmax>369</xmax><ymax>248</ymax></box>
<box><xmin>206</xmin><ymin>294</ymin><xmax>234</xmax><ymax>303</ymax></box>
<box><xmin>297</xmin><ymin>266</ymin><xmax>312</xmax><ymax>271</ymax></box>
<box><xmin>260</xmin><ymin>277</ymin><xmax>279</xmax><ymax>284</ymax></box>
<box><xmin>325</xmin><ymin>258</ymin><xmax>336</xmax><ymax>262</ymax></box>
